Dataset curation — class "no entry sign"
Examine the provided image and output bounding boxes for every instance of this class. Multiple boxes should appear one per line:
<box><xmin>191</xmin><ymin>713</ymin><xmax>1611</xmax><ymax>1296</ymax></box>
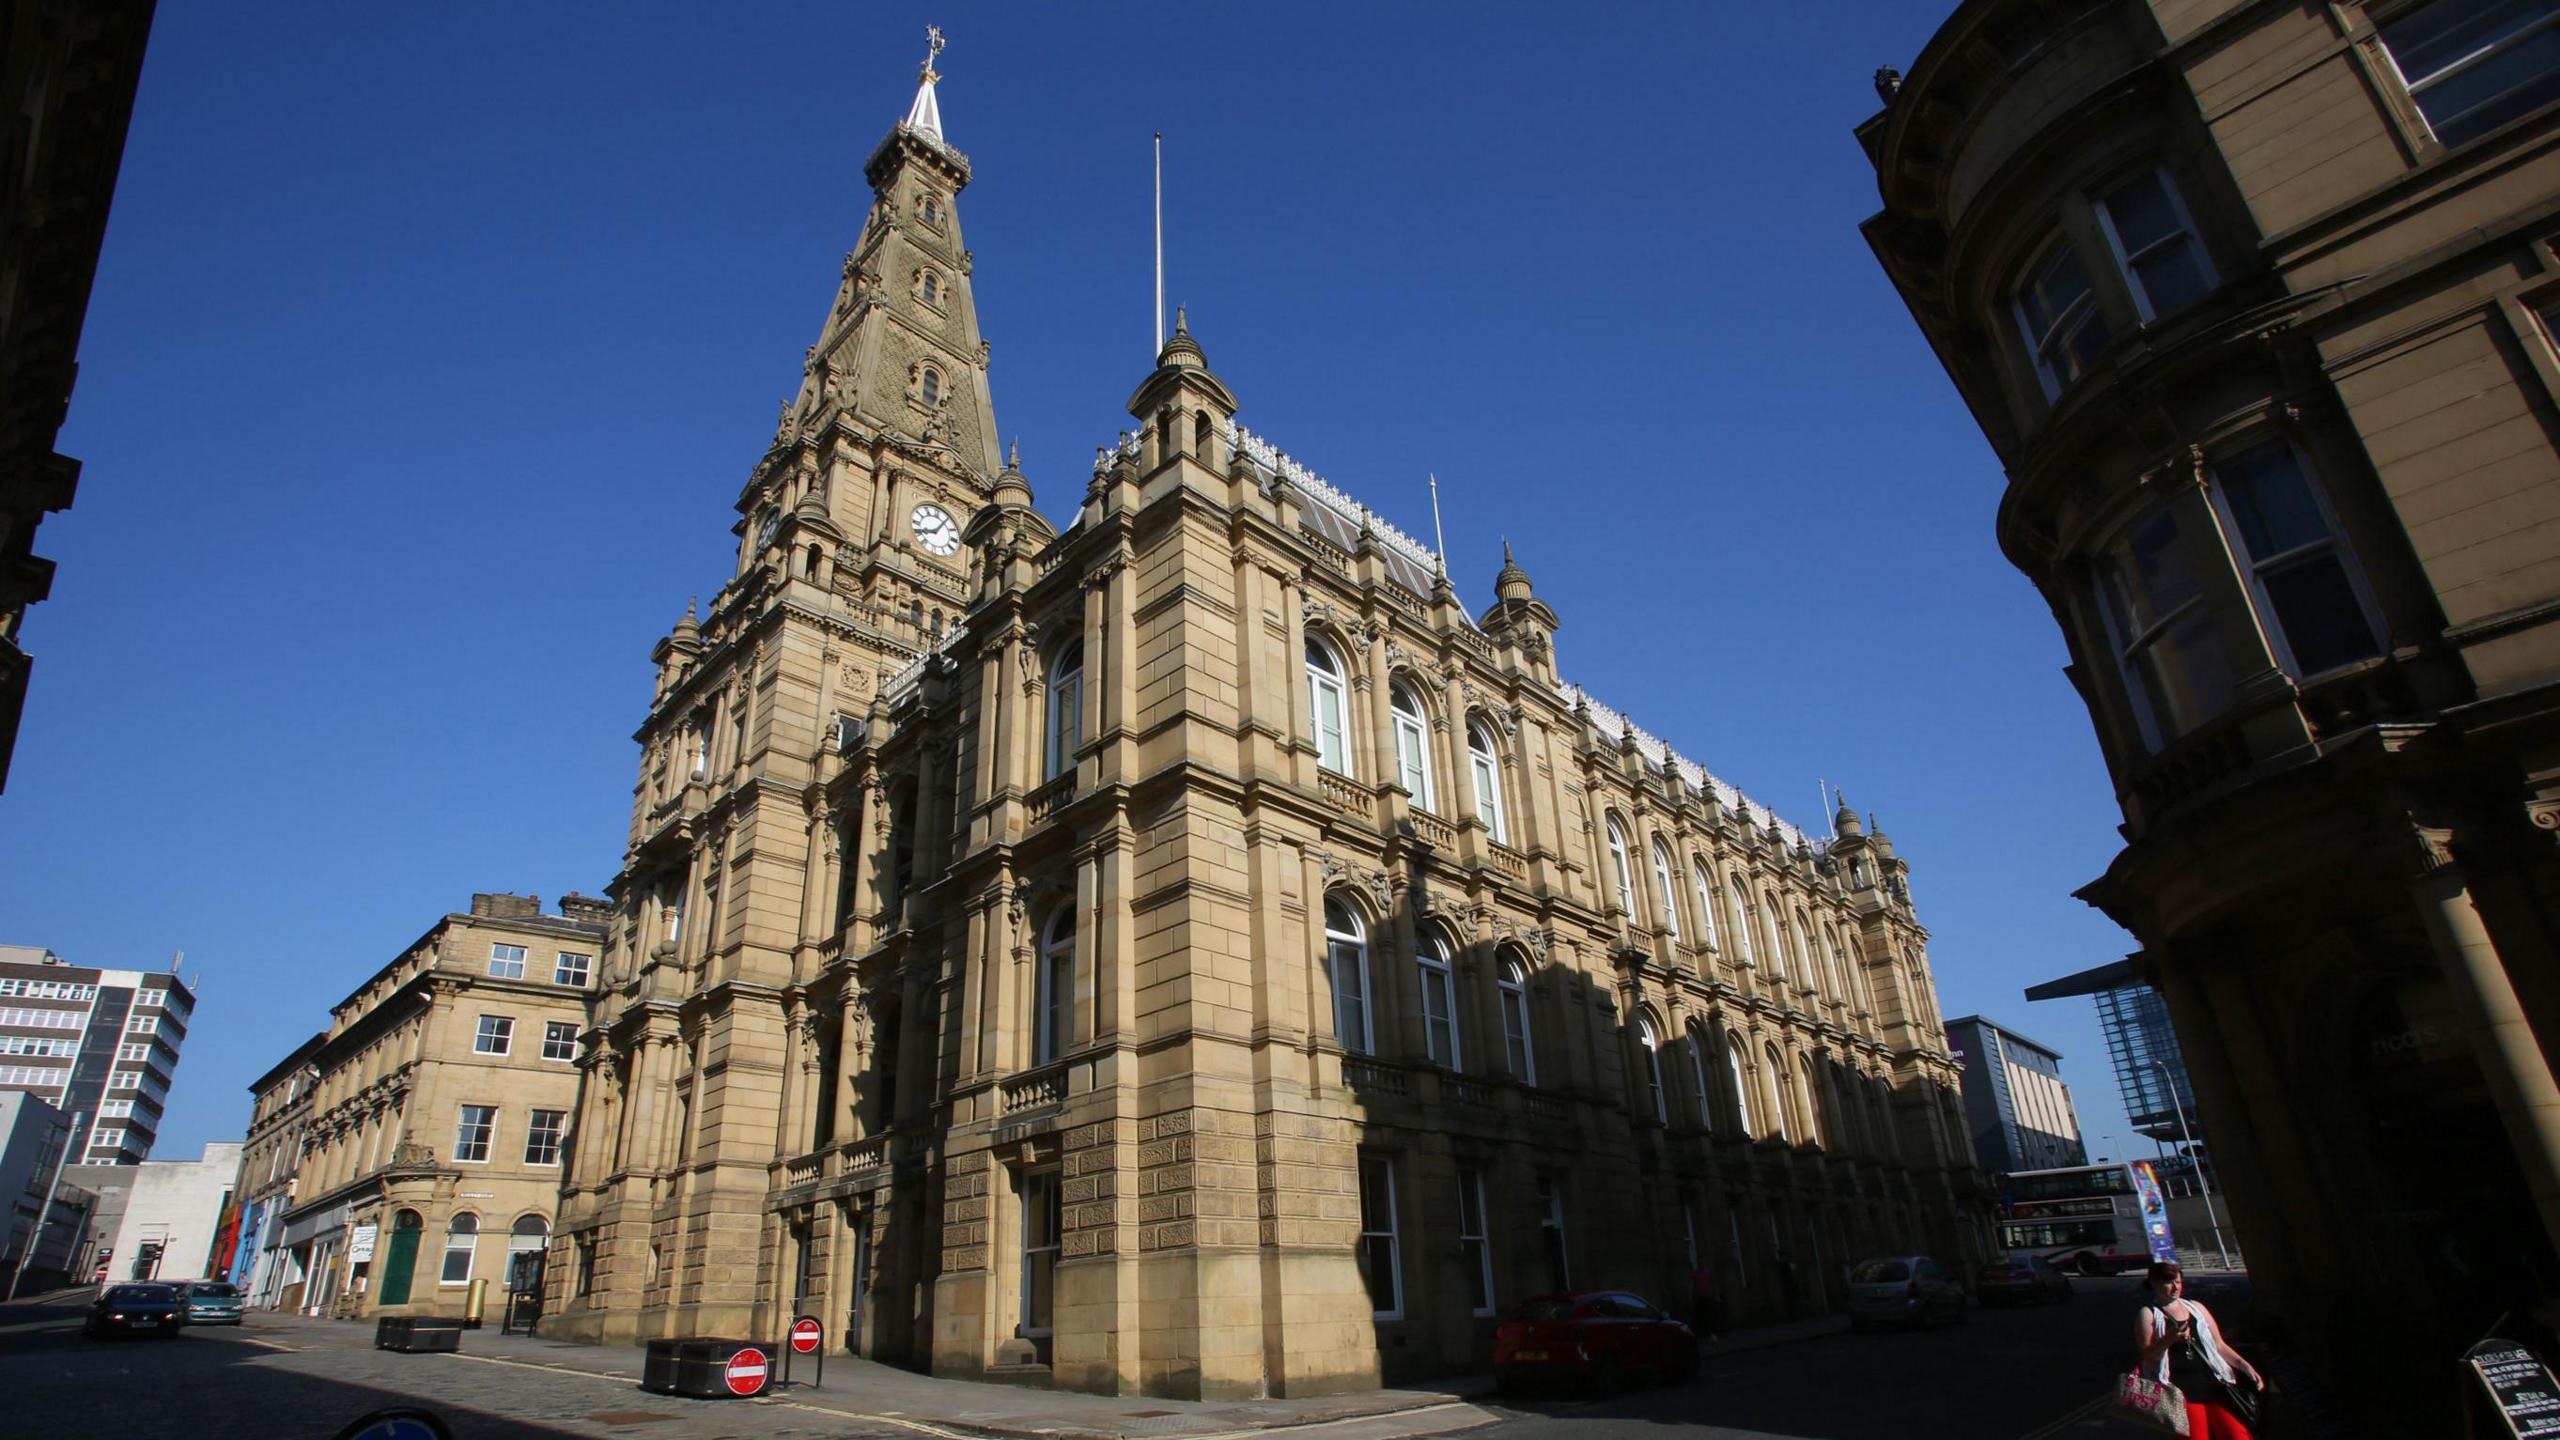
<box><xmin>723</xmin><ymin>1347</ymin><xmax>770</xmax><ymax>1396</ymax></box>
<box><xmin>789</xmin><ymin>1317</ymin><xmax>823</xmax><ymax>1354</ymax></box>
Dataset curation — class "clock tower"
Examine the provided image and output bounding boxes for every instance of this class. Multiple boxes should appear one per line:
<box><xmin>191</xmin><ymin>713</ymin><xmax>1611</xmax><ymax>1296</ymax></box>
<box><xmin>735</xmin><ymin>25</ymin><xmax>1004</xmax><ymax>639</ymax></box>
<box><xmin>554</xmin><ymin>33</ymin><xmax>1016</xmax><ymax>1345</ymax></box>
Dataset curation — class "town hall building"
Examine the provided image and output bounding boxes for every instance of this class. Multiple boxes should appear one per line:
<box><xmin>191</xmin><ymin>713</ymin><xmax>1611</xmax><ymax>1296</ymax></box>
<box><xmin>538</xmin><ymin>37</ymin><xmax>1987</xmax><ymax>1397</ymax></box>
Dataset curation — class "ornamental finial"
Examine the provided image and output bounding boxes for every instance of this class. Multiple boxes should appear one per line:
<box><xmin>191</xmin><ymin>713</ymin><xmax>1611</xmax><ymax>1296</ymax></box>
<box><xmin>922</xmin><ymin>25</ymin><xmax>946</xmax><ymax>81</ymax></box>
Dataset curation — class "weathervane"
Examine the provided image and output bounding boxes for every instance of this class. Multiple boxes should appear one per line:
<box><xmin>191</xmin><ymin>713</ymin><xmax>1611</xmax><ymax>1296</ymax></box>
<box><xmin>921</xmin><ymin>25</ymin><xmax>945</xmax><ymax>82</ymax></box>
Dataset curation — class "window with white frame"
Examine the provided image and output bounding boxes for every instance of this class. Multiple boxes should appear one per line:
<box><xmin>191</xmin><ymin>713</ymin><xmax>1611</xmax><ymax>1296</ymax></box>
<box><xmin>1322</xmin><ymin>897</ymin><xmax>1373</xmax><ymax>1055</ymax></box>
<box><xmin>117</xmin><ymin>1042</ymin><xmax>149</xmax><ymax>1060</ymax></box>
<box><xmin>473</xmin><ymin>1015</ymin><xmax>514</xmax><ymax>1055</ymax></box>
<box><xmin>1690</xmin><ymin>859</ymin><xmax>1720</xmax><ymax>951</ymax></box>
<box><xmin>137</xmin><ymin>988</ymin><xmax>165</xmax><ymax>1009</ymax></box>
<box><xmin>524</xmin><ymin>1109</ymin><xmax>567</xmax><ymax>1167</ymax></box>
<box><xmin>2381</xmin><ymin>0</ymin><xmax>2560</xmax><ymax>148</ymax></box>
<box><xmin>89</xmin><ymin>1127</ymin><xmax>124</xmax><ymax>1150</ymax></box>
<box><xmin>1019</xmin><ymin>1168</ymin><xmax>1061</xmax><ymax>1335</ymax></box>
<box><xmin>1536</xmin><ymin>1173</ymin><xmax>1571</xmax><ymax>1291</ymax></box>
<box><xmin>1498</xmin><ymin>957</ymin><xmax>1537</xmax><ymax>1084</ymax></box>
<box><xmin>1416</xmin><ymin>936</ymin><xmax>1461</xmax><ymax>1069</ymax></box>
<box><xmin>1305</xmin><ymin>638</ymin><xmax>1351</xmax><ymax>776</ymax></box>
<box><xmin>441</xmin><ymin>1213</ymin><xmax>479</xmax><ymax>1284</ymax></box>
<box><xmin>1390</xmin><ymin>682</ymin><xmax>1435</xmax><ymax>809</ymax></box>
<box><xmin>1605</xmin><ymin>816</ymin><xmax>1636</xmax><ymax>916</ymax></box>
<box><xmin>1636</xmin><ymin>1015</ymin><xmax>1668</xmax><ymax>1124</ymax></box>
<box><xmin>1687</xmin><ymin>1025</ymin><xmax>1717</xmax><ymax>1132</ymax></box>
<box><xmin>1457</xmin><ymin>1166</ymin><xmax>1495</xmax><ymax>1316</ymax></box>
<box><xmin>1760</xmin><ymin>894</ymin><xmax>1787</xmax><ymax>982</ymax></box>
<box><xmin>1651</xmin><ymin>841</ymin><xmax>1682</xmax><ymax>939</ymax></box>
<box><xmin>126</xmin><ymin>1014</ymin><xmax>156</xmax><ymax>1034</ymax></box>
<box><xmin>1468</xmin><ymin>721</ymin><xmax>1507</xmax><ymax>842</ymax></box>
<box><xmin>107</xmin><ymin>1070</ymin><xmax>140</xmax><ymax>1090</ymax></box>
<box><xmin>542</xmin><ymin>1021</ymin><xmax>579</xmax><ymax>1062</ymax></box>
<box><xmin>488</xmin><ymin>945</ymin><xmax>527</xmax><ymax>980</ymax></box>
<box><xmin>2014</xmin><ymin>234</ymin><xmax>2114</xmax><ymax>398</ymax></box>
<box><xmin>2093</xmin><ymin>503</ymin><xmax>2236</xmax><ymax>752</ymax></box>
<box><xmin>0</xmin><ymin>1008</ymin><xmax>79</xmax><ymax>1030</ymax></box>
<box><xmin>554</xmin><ymin>952</ymin><xmax>591</xmax><ymax>987</ymax></box>
<box><xmin>1728</xmin><ymin>880</ymin><xmax>1757</xmax><ymax>967</ymax></box>
<box><xmin>454</xmin><ymin>1104</ymin><xmax>496</xmax><ymax>1163</ymax></box>
<box><xmin>1357</xmin><ymin>1154</ymin><xmax>1401</xmax><ymax>1318</ymax></box>
<box><xmin>1046</xmin><ymin>641</ymin><xmax>1083</xmax><ymax>782</ymax></box>
<box><xmin>1727</xmin><ymin>1033</ymin><xmax>1754</xmax><ymax>1137</ymax></box>
<box><xmin>1763</xmin><ymin>1045</ymin><xmax>1792</xmax><ymax>1142</ymax></box>
<box><xmin>0</xmin><ymin>1065</ymin><xmax>71</xmax><ymax>1087</ymax></box>
<box><xmin>1036</xmin><ymin>907</ymin><xmax>1075</xmax><ymax>1066</ymax></box>
<box><xmin>99</xmin><ymin>1100</ymin><xmax>131</xmax><ymax>1119</ymax></box>
<box><xmin>2213</xmin><ymin>440</ymin><xmax>2384</xmax><ymax>679</ymax></box>
<box><xmin>2093</xmin><ymin>169</ymin><xmax>2216</xmax><ymax>323</ymax></box>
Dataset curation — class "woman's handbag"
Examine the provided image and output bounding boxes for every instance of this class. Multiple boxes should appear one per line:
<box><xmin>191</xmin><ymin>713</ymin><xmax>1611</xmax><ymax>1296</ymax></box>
<box><xmin>2110</xmin><ymin>1372</ymin><xmax>2192</xmax><ymax>1436</ymax></box>
<box><xmin>2213</xmin><ymin>1375</ymin><xmax>2261</xmax><ymax>1429</ymax></box>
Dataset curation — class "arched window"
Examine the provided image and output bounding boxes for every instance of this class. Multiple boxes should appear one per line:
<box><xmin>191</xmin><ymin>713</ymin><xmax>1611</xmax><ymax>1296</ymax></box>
<box><xmin>441</xmin><ymin>1212</ymin><xmax>480</xmax><ymax>1286</ymax></box>
<box><xmin>1651</xmin><ymin>841</ymin><xmax>1681</xmax><ymax>939</ymax></box>
<box><xmin>1416</xmin><ymin>934</ymin><xmax>1460</xmax><ymax>1069</ymax></box>
<box><xmin>1192</xmin><ymin>409</ymin><xmax>1211</xmax><ymax>458</ymax></box>
<box><xmin>1763</xmin><ymin>1045</ymin><xmax>1791</xmax><ymax>1142</ymax></box>
<box><xmin>918</xmin><ymin>193</ymin><xmax>941</xmax><ymax>227</ymax></box>
<box><xmin>919</xmin><ymin>366</ymin><xmax>942</xmax><ymax>408</ymax></box>
<box><xmin>1605</xmin><ymin>817</ymin><xmax>1636</xmax><ymax>916</ymax></box>
<box><xmin>508</xmin><ymin>1215</ymin><xmax>549</xmax><ymax>1285</ymax></box>
<box><xmin>1045</xmin><ymin>640</ymin><xmax>1083</xmax><ymax>782</ymax></box>
<box><xmin>1729</xmin><ymin>879</ymin><xmax>1757</xmax><ymax>966</ymax></box>
<box><xmin>1389</xmin><ymin>683</ymin><xmax>1434</xmax><ymax>810</ymax></box>
<box><xmin>1036</xmin><ymin>907</ymin><xmax>1075</xmax><ymax>1064</ymax></box>
<box><xmin>1797</xmin><ymin>1054</ymin><xmax>1824</xmax><ymax>1146</ymax></box>
<box><xmin>1760</xmin><ymin>894</ymin><xmax>1788</xmax><ymax>982</ymax></box>
<box><xmin>1690</xmin><ymin>858</ymin><xmax>1720</xmax><ymax>951</ymax></box>
<box><xmin>1498</xmin><ymin>956</ymin><xmax>1536</xmax><ymax>1084</ymax></box>
<box><xmin>1635</xmin><ymin>1015</ymin><xmax>1668</xmax><ymax>1125</ymax></box>
<box><xmin>1795</xmin><ymin>912</ymin><xmax>1821</xmax><ymax>997</ymax></box>
<box><xmin>1726</xmin><ymin>1031</ymin><xmax>1754</xmax><ymax>1136</ymax></box>
<box><xmin>1468</xmin><ymin>721</ymin><xmax>1507</xmax><ymax>842</ymax></box>
<box><xmin>1305</xmin><ymin>639</ymin><xmax>1351</xmax><ymax>776</ymax></box>
<box><xmin>1686</xmin><ymin>1024</ymin><xmax>1716</xmax><ymax>1132</ymax></box>
<box><xmin>1322</xmin><ymin>896</ymin><xmax>1371</xmax><ymax>1054</ymax></box>
<box><xmin>919</xmin><ymin>270</ymin><xmax>942</xmax><ymax>305</ymax></box>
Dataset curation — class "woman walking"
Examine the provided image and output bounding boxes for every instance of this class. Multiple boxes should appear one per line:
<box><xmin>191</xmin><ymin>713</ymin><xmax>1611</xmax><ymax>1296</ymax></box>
<box><xmin>2136</xmin><ymin>1261</ymin><xmax>2268</xmax><ymax>1439</ymax></box>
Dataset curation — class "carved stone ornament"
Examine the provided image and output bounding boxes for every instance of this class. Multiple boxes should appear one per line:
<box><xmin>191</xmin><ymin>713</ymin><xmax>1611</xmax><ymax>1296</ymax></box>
<box><xmin>1007</xmin><ymin>882</ymin><xmax>1035</xmax><ymax>935</ymax></box>
<box><xmin>1311</xmin><ymin>847</ymin><xmax>1394</xmax><ymax>917</ymax></box>
<box><xmin>2532</xmin><ymin>798</ymin><xmax>2560</xmax><ymax>845</ymax></box>
<box><xmin>2411</xmin><ymin>823</ymin><xmax>2461</xmax><ymax>876</ymax></box>
<box><xmin>796</xmin><ymin>1011</ymin><xmax>826</xmax><ymax>1069</ymax></box>
<box><xmin>1384</xmin><ymin>638</ymin><xmax>1416</xmax><ymax>674</ymax></box>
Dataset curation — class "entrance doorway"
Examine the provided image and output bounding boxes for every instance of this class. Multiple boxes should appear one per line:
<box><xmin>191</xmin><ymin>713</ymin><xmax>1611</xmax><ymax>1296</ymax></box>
<box><xmin>377</xmin><ymin>1210</ymin><xmax>423</xmax><ymax>1305</ymax></box>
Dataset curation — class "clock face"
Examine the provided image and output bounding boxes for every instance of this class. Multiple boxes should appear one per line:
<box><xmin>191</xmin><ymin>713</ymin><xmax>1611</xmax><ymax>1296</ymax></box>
<box><xmin>911</xmin><ymin>503</ymin><xmax>961</xmax><ymax>556</ymax></box>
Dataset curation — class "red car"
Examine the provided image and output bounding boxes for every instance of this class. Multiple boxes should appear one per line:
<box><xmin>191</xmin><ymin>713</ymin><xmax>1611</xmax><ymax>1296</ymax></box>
<box><xmin>1493</xmin><ymin>1290</ymin><xmax>1697</xmax><ymax>1393</ymax></box>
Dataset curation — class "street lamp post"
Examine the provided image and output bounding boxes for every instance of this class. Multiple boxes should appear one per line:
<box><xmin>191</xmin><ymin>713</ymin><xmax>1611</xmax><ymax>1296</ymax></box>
<box><xmin>2152</xmin><ymin>1062</ymin><xmax>2230</xmax><ymax>1269</ymax></box>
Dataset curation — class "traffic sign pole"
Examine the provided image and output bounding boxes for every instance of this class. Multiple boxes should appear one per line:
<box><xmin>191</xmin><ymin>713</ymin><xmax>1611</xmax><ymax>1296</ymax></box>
<box><xmin>786</xmin><ymin>1314</ymin><xmax>824</xmax><ymax>1390</ymax></box>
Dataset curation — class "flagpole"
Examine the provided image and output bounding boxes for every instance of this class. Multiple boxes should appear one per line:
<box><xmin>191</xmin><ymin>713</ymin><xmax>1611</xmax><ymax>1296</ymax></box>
<box><xmin>1153</xmin><ymin>133</ymin><xmax>1165</xmax><ymax>355</ymax></box>
<box><xmin>1428</xmin><ymin>473</ymin><xmax>1448</xmax><ymax>571</ymax></box>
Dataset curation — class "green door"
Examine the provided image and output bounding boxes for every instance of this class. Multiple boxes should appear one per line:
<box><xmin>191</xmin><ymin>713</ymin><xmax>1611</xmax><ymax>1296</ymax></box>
<box><xmin>378</xmin><ymin>1213</ymin><xmax>423</xmax><ymax>1305</ymax></box>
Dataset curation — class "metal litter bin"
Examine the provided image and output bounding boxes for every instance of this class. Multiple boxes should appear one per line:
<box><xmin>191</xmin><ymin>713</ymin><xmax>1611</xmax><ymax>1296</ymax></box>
<box><xmin>373</xmin><ymin>1315</ymin><xmax>463</xmax><ymax>1353</ymax></box>
<box><xmin>640</xmin><ymin>1337</ymin><xmax>772</xmax><ymax>1398</ymax></box>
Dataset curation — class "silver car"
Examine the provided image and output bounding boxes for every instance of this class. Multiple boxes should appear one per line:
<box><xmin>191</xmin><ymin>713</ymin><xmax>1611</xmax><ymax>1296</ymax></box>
<box><xmin>1846</xmin><ymin>1255</ymin><xmax>1966</xmax><ymax>1331</ymax></box>
<box><xmin>172</xmin><ymin>1279</ymin><xmax>245</xmax><ymax>1325</ymax></box>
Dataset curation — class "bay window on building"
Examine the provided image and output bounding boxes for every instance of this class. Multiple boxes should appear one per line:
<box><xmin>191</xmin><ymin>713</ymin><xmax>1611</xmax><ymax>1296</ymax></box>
<box><xmin>2013</xmin><ymin>167</ymin><xmax>2216</xmax><ymax>400</ymax></box>
<box><xmin>2092</xmin><ymin>440</ymin><xmax>2382</xmax><ymax>752</ymax></box>
<box><xmin>2380</xmin><ymin>0</ymin><xmax>2560</xmax><ymax>148</ymax></box>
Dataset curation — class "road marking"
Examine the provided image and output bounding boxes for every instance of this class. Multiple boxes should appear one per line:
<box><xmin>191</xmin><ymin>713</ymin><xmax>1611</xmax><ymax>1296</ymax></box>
<box><xmin>764</xmin><ymin>1397</ymin><xmax>979</xmax><ymax>1439</ymax></box>
<box><xmin>1184</xmin><ymin>1400</ymin><xmax>1501</xmax><ymax>1440</ymax></box>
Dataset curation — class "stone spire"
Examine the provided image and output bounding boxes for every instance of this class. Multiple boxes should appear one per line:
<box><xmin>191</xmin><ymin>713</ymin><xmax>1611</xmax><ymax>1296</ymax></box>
<box><xmin>801</xmin><ymin>26</ymin><xmax>1001</xmax><ymax>479</ymax></box>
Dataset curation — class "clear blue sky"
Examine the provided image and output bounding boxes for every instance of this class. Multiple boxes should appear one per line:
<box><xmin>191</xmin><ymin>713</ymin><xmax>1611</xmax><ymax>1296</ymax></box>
<box><xmin>2</xmin><ymin>3</ymin><xmax>2158</xmax><ymax>1170</ymax></box>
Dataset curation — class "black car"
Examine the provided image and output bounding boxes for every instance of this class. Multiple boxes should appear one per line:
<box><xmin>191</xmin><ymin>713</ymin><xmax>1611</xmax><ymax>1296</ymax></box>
<box><xmin>84</xmin><ymin>1283</ymin><xmax>184</xmax><ymax>1339</ymax></box>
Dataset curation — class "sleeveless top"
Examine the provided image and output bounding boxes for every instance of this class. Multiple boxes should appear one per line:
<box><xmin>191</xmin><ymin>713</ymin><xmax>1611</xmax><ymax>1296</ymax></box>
<box><xmin>2149</xmin><ymin>1302</ymin><xmax>2237</xmax><ymax>1390</ymax></box>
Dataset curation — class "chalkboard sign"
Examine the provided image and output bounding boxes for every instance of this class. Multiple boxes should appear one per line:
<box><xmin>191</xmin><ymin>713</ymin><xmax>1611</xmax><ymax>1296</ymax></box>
<box><xmin>2468</xmin><ymin>1339</ymin><xmax>2560</xmax><ymax>1438</ymax></box>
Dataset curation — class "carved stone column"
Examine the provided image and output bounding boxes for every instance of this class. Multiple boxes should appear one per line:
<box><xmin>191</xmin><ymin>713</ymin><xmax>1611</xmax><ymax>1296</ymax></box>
<box><xmin>2411</xmin><ymin>824</ymin><xmax>2560</xmax><ymax>1260</ymax></box>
